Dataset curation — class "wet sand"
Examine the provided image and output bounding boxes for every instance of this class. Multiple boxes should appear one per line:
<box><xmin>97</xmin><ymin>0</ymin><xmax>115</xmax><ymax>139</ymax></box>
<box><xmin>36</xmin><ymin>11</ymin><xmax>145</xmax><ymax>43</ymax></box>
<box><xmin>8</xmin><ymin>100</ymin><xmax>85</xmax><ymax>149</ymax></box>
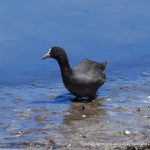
<box><xmin>0</xmin><ymin>69</ymin><xmax>150</xmax><ymax>149</ymax></box>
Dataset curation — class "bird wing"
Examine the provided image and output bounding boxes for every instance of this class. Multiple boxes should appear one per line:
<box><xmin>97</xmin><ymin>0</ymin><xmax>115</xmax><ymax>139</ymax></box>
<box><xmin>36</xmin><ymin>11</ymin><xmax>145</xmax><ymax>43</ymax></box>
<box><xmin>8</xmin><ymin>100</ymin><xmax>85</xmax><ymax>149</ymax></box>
<box><xmin>73</xmin><ymin>59</ymin><xmax>107</xmax><ymax>81</ymax></box>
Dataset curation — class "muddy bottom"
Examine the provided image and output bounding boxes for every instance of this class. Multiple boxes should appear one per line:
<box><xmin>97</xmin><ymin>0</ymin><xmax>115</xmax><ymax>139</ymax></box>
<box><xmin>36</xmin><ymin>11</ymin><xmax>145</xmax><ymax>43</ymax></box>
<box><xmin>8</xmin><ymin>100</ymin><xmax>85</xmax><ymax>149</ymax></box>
<box><xmin>0</xmin><ymin>70</ymin><xmax>150</xmax><ymax>150</ymax></box>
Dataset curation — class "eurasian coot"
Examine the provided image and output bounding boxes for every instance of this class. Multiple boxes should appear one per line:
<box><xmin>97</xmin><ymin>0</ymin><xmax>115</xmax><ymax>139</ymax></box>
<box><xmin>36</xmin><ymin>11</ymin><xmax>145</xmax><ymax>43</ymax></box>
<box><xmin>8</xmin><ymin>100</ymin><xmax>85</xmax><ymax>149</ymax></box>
<box><xmin>43</xmin><ymin>47</ymin><xmax>107</xmax><ymax>100</ymax></box>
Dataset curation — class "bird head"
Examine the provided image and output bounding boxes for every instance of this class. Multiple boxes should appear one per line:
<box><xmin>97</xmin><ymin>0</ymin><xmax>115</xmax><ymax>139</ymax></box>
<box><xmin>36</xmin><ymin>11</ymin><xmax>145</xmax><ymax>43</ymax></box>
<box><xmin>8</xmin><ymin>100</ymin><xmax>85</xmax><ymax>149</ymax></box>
<box><xmin>42</xmin><ymin>47</ymin><xmax>66</xmax><ymax>60</ymax></box>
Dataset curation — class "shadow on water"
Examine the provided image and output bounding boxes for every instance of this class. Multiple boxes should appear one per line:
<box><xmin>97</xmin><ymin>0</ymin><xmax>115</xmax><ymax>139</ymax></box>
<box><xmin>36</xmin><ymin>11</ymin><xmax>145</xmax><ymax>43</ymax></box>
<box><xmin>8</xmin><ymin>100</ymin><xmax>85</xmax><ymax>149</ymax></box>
<box><xmin>55</xmin><ymin>94</ymin><xmax>106</xmax><ymax>125</ymax></box>
<box><xmin>31</xmin><ymin>92</ymin><xmax>102</xmax><ymax>104</ymax></box>
<box><xmin>31</xmin><ymin>92</ymin><xmax>106</xmax><ymax>125</ymax></box>
<box><xmin>63</xmin><ymin>97</ymin><xmax>106</xmax><ymax>125</ymax></box>
<box><xmin>31</xmin><ymin>93</ymin><xmax>73</xmax><ymax>105</ymax></box>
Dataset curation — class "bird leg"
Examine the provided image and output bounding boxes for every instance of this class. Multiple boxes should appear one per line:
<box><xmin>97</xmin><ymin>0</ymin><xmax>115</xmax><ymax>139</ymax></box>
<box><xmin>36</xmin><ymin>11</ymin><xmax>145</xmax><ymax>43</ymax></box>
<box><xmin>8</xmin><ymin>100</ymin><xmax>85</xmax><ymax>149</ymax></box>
<box><xmin>88</xmin><ymin>96</ymin><xmax>96</xmax><ymax>102</ymax></box>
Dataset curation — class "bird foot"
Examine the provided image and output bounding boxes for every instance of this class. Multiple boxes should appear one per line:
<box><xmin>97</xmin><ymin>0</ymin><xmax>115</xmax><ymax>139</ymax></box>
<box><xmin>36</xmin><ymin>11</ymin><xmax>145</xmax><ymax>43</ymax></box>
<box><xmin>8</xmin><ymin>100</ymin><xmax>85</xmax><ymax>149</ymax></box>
<box><xmin>88</xmin><ymin>96</ymin><xmax>96</xmax><ymax>102</ymax></box>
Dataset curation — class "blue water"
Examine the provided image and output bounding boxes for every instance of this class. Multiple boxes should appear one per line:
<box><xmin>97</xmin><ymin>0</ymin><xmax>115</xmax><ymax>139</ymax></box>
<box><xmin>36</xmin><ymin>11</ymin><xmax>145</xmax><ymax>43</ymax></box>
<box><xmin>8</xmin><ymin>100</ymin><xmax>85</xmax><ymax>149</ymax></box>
<box><xmin>0</xmin><ymin>0</ymin><xmax>150</xmax><ymax>148</ymax></box>
<box><xmin>0</xmin><ymin>0</ymin><xmax>150</xmax><ymax>84</ymax></box>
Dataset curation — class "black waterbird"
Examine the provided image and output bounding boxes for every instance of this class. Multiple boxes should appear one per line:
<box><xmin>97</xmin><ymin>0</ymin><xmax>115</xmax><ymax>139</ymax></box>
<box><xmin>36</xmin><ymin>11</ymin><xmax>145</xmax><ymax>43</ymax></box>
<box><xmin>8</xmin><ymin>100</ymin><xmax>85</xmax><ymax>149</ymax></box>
<box><xmin>43</xmin><ymin>47</ymin><xmax>107</xmax><ymax>101</ymax></box>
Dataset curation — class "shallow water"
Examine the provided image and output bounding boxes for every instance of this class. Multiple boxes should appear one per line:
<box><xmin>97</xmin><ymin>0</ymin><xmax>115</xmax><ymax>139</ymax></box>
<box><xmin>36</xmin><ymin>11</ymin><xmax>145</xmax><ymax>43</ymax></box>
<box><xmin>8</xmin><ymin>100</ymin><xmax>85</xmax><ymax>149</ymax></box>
<box><xmin>0</xmin><ymin>0</ymin><xmax>150</xmax><ymax>149</ymax></box>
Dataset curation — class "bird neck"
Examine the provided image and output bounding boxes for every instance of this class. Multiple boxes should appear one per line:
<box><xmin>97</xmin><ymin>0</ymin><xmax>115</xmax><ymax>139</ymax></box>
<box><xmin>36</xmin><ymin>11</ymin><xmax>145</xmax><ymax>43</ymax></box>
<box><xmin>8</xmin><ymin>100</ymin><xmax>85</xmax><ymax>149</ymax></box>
<box><xmin>57</xmin><ymin>55</ymin><xmax>72</xmax><ymax>74</ymax></box>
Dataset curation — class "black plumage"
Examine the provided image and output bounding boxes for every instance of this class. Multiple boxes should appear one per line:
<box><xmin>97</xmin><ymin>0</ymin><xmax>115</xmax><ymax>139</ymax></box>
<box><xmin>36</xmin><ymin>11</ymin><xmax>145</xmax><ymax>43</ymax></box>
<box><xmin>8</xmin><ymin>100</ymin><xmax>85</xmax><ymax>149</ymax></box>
<box><xmin>43</xmin><ymin>47</ymin><xmax>107</xmax><ymax>100</ymax></box>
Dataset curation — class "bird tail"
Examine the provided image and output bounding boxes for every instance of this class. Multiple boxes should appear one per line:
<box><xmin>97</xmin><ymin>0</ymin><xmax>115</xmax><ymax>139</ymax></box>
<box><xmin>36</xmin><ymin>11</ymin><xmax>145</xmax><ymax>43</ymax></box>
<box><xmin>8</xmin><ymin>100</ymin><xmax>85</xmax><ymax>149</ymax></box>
<box><xmin>99</xmin><ymin>62</ymin><xmax>107</xmax><ymax>71</ymax></box>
